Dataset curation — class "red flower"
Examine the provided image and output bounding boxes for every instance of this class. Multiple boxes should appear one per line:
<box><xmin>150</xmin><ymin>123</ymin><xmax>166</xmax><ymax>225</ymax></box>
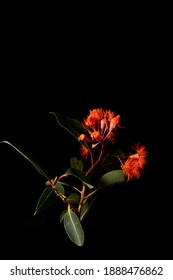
<box><xmin>78</xmin><ymin>108</ymin><xmax>121</xmax><ymax>145</ymax></box>
<box><xmin>85</xmin><ymin>109</ymin><xmax>104</xmax><ymax>129</ymax></box>
<box><xmin>121</xmin><ymin>144</ymin><xmax>147</xmax><ymax>181</ymax></box>
<box><xmin>80</xmin><ymin>146</ymin><xmax>89</xmax><ymax>160</ymax></box>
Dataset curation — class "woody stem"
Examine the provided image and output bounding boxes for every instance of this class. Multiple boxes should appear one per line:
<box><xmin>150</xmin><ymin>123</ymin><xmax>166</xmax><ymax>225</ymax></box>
<box><xmin>78</xmin><ymin>183</ymin><xmax>86</xmax><ymax>213</ymax></box>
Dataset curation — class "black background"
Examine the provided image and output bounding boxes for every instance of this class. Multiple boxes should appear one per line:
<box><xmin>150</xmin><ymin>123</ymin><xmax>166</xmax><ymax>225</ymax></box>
<box><xmin>0</xmin><ymin>7</ymin><xmax>171</xmax><ymax>260</ymax></box>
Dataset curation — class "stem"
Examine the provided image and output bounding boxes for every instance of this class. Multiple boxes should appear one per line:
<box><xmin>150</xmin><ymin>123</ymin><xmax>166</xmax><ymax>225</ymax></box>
<box><xmin>46</xmin><ymin>177</ymin><xmax>68</xmax><ymax>203</ymax></box>
<box><xmin>51</xmin><ymin>184</ymin><xmax>67</xmax><ymax>203</ymax></box>
<box><xmin>75</xmin><ymin>143</ymin><xmax>104</xmax><ymax>214</ymax></box>
<box><xmin>85</xmin><ymin>142</ymin><xmax>104</xmax><ymax>177</ymax></box>
<box><xmin>83</xmin><ymin>189</ymin><xmax>97</xmax><ymax>205</ymax></box>
<box><xmin>90</xmin><ymin>150</ymin><xmax>94</xmax><ymax>167</ymax></box>
<box><xmin>117</xmin><ymin>156</ymin><xmax>124</xmax><ymax>165</ymax></box>
<box><xmin>78</xmin><ymin>183</ymin><xmax>86</xmax><ymax>213</ymax></box>
<box><xmin>68</xmin><ymin>203</ymin><xmax>71</xmax><ymax>212</ymax></box>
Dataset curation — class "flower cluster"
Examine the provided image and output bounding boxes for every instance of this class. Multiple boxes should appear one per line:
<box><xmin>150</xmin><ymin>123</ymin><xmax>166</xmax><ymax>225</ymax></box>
<box><xmin>79</xmin><ymin>108</ymin><xmax>120</xmax><ymax>142</ymax></box>
<box><xmin>78</xmin><ymin>109</ymin><xmax>120</xmax><ymax>158</ymax></box>
<box><xmin>78</xmin><ymin>108</ymin><xmax>147</xmax><ymax>181</ymax></box>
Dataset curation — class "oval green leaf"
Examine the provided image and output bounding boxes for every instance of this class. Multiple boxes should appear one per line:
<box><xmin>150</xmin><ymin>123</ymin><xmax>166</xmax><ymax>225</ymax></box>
<box><xmin>67</xmin><ymin>193</ymin><xmax>80</xmax><ymax>204</ymax></box>
<box><xmin>98</xmin><ymin>170</ymin><xmax>126</xmax><ymax>189</ymax></box>
<box><xmin>70</xmin><ymin>157</ymin><xmax>83</xmax><ymax>171</ymax></box>
<box><xmin>55</xmin><ymin>182</ymin><xmax>65</xmax><ymax>194</ymax></box>
<box><xmin>63</xmin><ymin>209</ymin><xmax>84</xmax><ymax>247</ymax></box>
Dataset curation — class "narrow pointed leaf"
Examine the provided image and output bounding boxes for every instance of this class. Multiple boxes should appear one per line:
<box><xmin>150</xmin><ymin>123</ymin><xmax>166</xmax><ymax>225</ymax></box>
<box><xmin>49</xmin><ymin>112</ymin><xmax>91</xmax><ymax>152</ymax></box>
<box><xmin>84</xmin><ymin>182</ymin><xmax>95</xmax><ymax>190</ymax></box>
<box><xmin>80</xmin><ymin>196</ymin><xmax>98</xmax><ymax>221</ymax></box>
<box><xmin>58</xmin><ymin>181</ymin><xmax>73</xmax><ymax>188</ymax></box>
<box><xmin>98</xmin><ymin>170</ymin><xmax>126</xmax><ymax>189</ymax></box>
<box><xmin>80</xmin><ymin>202</ymin><xmax>89</xmax><ymax>221</ymax></box>
<box><xmin>60</xmin><ymin>209</ymin><xmax>67</xmax><ymax>223</ymax></box>
<box><xmin>34</xmin><ymin>187</ymin><xmax>57</xmax><ymax>215</ymax></box>
<box><xmin>0</xmin><ymin>141</ymin><xmax>48</xmax><ymax>179</ymax></box>
<box><xmin>63</xmin><ymin>209</ymin><xmax>84</xmax><ymax>246</ymax></box>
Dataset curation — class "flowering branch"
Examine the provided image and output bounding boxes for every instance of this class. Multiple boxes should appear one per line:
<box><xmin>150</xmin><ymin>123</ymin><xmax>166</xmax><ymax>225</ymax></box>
<box><xmin>0</xmin><ymin>108</ymin><xmax>147</xmax><ymax>247</ymax></box>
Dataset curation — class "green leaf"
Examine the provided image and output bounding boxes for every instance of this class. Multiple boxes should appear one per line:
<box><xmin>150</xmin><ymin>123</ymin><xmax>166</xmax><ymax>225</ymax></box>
<box><xmin>80</xmin><ymin>202</ymin><xmax>89</xmax><ymax>221</ymax></box>
<box><xmin>67</xmin><ymin>193</ymin><xmax>80</xmax><ymax>204</ymax></box>
<box><xmin>49</xmin><ymin>112</ymin><xmax>91</xmax><ymax>152</ymax></box>
<box><xmin>45</xmin><ymin>180</ymin><xmax>51</xmax><ymax>186</ymax></box>
<box><xmin>55</xmin><ymin>182</ymin><xmax>65</xmax><ymax>195</ymax></box>
<box><xmin>102</xmin><ymin>149</ymin><xmax>124</xmax><ymax>168</ymax></box>
<box><xmin>60</xmin><ymin>210</ymin><xmax>67</xmax><ymax>223</ymax></box>
<box><xmin>58</xmin><ymin>181</ymin><xmax>73</xmax><ymax>188</ymax></box>
<box><xmin>34</xmin><ymin>187</ymin><xmax>57</xmax><ymax>215</ymax></box>
<box><xmin>63</xmin><ymin>209</ymin><xmax>84</xmax><ymax>246</ymax></box>
<box><xmin>70</xmin><ymin>157</ymin><xmax>83</xmax><ymax>171</ymax></box>
<box><xmin>0</xmin><ymin>141</ymin><xmax>48</xmax><ymax>179</ymax></box>
<box><xmin>65</xmin><ymin>168</ymin><xmax>95</xmax><ymax>189</ymax></box>
<box><xmin>112</xmin><ymin>149</ymin><xmax>125</xmax><ymax>157</ymax></box>
<box><xmin>98</xmin><ymin>170</ymin><xmax>126</xmax><ymax>189</ymax></box>
<box><xmin>80</xmin><ymin>196</ymin><xmax>98</xmax><ymax>221</ymax></box>
<box><xmin>84</xmin><ymin>182</ymin><xmax>95</xmax><ymax>190</ymax></box>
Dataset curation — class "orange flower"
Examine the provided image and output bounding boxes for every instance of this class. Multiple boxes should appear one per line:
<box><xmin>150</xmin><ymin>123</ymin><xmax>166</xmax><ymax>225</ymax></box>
<box><xmin>80</xmin><ymin>145</ymin><xmax>89</xmax><ymax>160</ymax></box>
<box><xmin>121</xmin><ymin>145</ymin><xmax>147</xmax><ymax>181</ymax></box>
<box><xmin>81</xmin><ymin>108</ymin><xmax>121</xmax><ymax>144</ymax></box>
<box><xmin>109</xmin><ymin>115</ymin><xmax>121</xmax><ymax>132</ymax></box>
<box><xmin>91</xmin><ymin>130</ymin><xmax>103</xmax><ymax>141</ymax></box>
<box><xmin>85</xmin><ymin>108</ymin><xmax>104</xmax><ymax>128</ymax></box>
<box><xmin>129</xmin><ymin>144</ymin><xmax>147</xmax><ymax>169</ymax></box>
<box><xmin>105</xmin><ymin>110</ymin><xmax>115</xmax><ymax>121</ymax></box>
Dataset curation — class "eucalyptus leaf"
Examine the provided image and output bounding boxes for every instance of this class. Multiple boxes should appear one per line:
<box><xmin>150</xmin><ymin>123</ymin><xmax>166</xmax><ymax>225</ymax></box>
<box><xmin>63</xmin><ymin>209</ymin><xmax>84</xmax><ymax>247</ymax></box>
<box><xmin>60</xmin><ymin>209</ymin><xmax>67</xmax><ymax>223</ymax></box>
<box><xmin>58</xmin><ymin>181</ymin><xmax>73</xmax><ymax>188</ymax></box>
<box><xmin>80</xmin><ymin>202</ymin><xmax>89</xmax><ymax>221</ymax></box>
<box><xmin>0</xmin><ymin>141</ymin><xmax>48</xmax><ymax>179</ymax></box>
<box><xmin>70</xmin><ymin>157</ymin><xmax>83</xmax><ymax>171</ymax></box>
<box><xmin>65</xmin><ymin>168</ymin><xmax>94</xmax><ymax>189</ymax></box>
<box><xmin>98</xmin><ymin>170</ymin><xmax>126</xmax><ymax>189</ymax></box>
<box><xmin>102</xmin><ymin>155</ymin><xmax>119</xmax><ymax>167</ymax></box>
<box><xmin>80</xmin><ymin>196</ymin><xmax>98</xmax><ymax>221</ymax></box>
<box><xmin>112</xmin><ymin>149</ymin><xmax>125</xmax><ymax>157</ymax></box>
<box><xmin>45</xmin><ymin>180</ymin><xmax>51</xmax><ymax>186</ymax></box>
<box><xmin>67</xmin><ymin>193</ymin><xmax>80</xmax><ymax>204</ymax></box>
<box><xmin>34</xmin><ymin>187</ymin><xmax>57</xmax><ymax>215</ymax></box>
<box><xmin>84</xmin><ymin>182</ymin><xmax>95</xmax><ymax>190</ymax></box>
<box><xmin>55</xmin><ymin>182</ymin><xmax>65</xmax><ymax>195</ymax></box>
<box><xmin>49</xmin><ymin>112</ymin><xmax>91</xmax><ymax>152</ymax></box>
